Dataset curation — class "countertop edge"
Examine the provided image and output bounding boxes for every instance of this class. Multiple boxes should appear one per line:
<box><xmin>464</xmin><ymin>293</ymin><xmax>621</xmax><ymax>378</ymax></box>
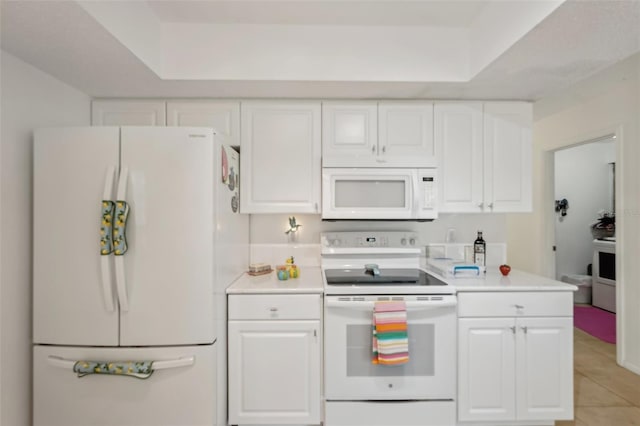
<box><xmin>226</xmin><ymin>288</ymin><xmax>324</xmax><ymax>295</ymax></box>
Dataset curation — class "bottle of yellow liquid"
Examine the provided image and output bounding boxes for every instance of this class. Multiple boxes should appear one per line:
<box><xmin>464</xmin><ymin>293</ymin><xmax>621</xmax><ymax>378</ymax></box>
<box><xmin>286</xmin><ymin>256</ymin><xmax>299</xmax><ymax>279</ymax></box>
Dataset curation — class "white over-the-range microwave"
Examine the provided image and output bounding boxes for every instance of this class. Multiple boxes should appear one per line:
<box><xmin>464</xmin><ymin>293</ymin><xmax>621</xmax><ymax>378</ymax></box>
<box><xmin>321</xmin><ymin>168</ymin><xmax>437</xmax><ymax>220</ymax></box>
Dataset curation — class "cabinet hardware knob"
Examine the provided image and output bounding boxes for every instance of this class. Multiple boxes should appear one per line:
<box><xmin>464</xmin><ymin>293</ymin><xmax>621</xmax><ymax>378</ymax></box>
<box><xmin>269</xmin><ymin>307</ymin><xmax>278</xmax><ymax>312</ymax></box>
<box><xmin>514</xmin><ymin>304</ymin><xmax>524</xmax><ymax>310</ymax></box>
<box><xmin>510</xmin><ymin>326</ymin><xmax>516</xmax><ymax>334</ymax></box>
<box><xmin>488</xmin><ymin>202</ymin><xmax>494</xmax><ymax>209</ymax></box>
<box><xmin>372</xmin><ymin>145</ymin><xmax>376</xmax><ymax>154</ymax></box>
<box><xmin>521</xmin><ymin>326</ymin><xmax>528</xmax><ymax>334</ymax></box>
<box><xmin>477</xmin><ymin>202</ymin><xmax>484</xmax><ymax>208</ymax></box>
<box><xmin>382</xmin><ymin>146</ymin><xmax>386</xmax><ymax>154</ymax></box>
<box><xmin>315</xmin><ymin>202</ymin><xmax>318</xmax><ymax>212</ymax></box>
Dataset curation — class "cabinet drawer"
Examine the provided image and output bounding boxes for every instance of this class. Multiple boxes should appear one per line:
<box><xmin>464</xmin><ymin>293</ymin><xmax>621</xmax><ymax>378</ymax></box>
<box><xmin>457</xmin><ymin>292</ymin><xmax>573</xmax><ymax>317</ymax></box>
<box><xmin>228</xmin><ymin>294</ymin><xmax>322</xmax><ymax>320</ymax></box>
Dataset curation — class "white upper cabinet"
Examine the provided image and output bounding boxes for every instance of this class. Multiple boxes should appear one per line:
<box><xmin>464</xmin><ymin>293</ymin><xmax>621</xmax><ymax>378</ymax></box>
<box><xmin>436</xmin><ymin>101</ymin><xmax>532</xmax><ymax>213</ymax></box>
<box><xmin>378</xmin><ymin>101</ymin><xmax>435</xmax><ymax>165</ymax></box>
<box><xmin>240</xmin><ymin>101</ymin><xmax>321</xmax><ymax>214</ymax></box>
<box><xmin>322</xmin><ymin>101</ymin><xmax>377</xmax><ymax>166</ymax></box>
<box><xmin>483</xmin><ymin>102</ymin><xmax>532</xmax><ymax>213</ymax></box>
<box><xmin>91</xmin><ymin>100</ymin><xmax>166</xmax><ymax>126</ymax></box>
<box><xmin>322</xmin><ymin>101</ymin><xmax>435</xmax><ymax>167</ymax></box>
<box><xmin>435</xmin><ymin>102</ymin><xmax>484</xmax><ymax>213</ymax></box>
<box><xmin>166</xmin><ymin>101</ymin><xmax>240</xmax><ymax>142</ymax></box>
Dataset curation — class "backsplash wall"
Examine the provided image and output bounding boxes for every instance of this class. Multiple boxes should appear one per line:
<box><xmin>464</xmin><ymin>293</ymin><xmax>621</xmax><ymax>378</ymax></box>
<box><xmin>249</xmin><ymin>213</ymin><xmax>507</xmax><ymax>246</ymax></box>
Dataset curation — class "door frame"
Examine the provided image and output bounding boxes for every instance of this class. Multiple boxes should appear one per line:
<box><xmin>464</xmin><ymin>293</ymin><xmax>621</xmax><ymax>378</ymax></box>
<box><xmin>550</xmin><ymin>133</ymin><xmax>617</xmax><ymax>279</ymax></box>
<box><xmin>542</xmin><ymin>125</ymin><xmax>624</xmax><ymax>365</ymax></box>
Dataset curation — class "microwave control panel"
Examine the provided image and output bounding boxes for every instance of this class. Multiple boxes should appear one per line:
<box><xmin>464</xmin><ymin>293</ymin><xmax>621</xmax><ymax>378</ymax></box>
<box><xmin>419</xmin><ymin>170</ymin><xmax>437</xmax><ymax>210</ymax></box>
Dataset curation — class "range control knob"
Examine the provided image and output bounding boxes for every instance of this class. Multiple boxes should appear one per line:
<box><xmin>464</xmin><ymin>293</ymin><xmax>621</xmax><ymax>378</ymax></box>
<box><xmin>409</xmin><ymin>238</ymin><xmax>416</xmax><ymax>246</ymax></box>
<box><xmin>401</xmin><ymin>238</ymin><xmax>407</xmax><ymax>246</ymax></box>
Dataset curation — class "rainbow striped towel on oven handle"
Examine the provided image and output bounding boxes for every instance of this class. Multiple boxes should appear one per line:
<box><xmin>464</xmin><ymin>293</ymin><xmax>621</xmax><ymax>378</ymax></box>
<box><xmin>372</xmin><ymin>301</ymin><xmax>409</xmax><ymax>365</ymax></box>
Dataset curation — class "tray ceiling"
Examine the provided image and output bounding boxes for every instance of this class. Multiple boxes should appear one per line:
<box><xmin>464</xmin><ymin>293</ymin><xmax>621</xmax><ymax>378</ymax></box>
<box><xmin>1</xmin><ymin>0</ymin><xmax>638</xmax><ymax>100</ymax></box>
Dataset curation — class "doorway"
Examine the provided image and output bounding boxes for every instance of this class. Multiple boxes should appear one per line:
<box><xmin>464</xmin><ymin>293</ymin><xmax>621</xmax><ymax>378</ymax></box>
<box><xmin>554</xmin><ymin>137</ymin><xmax>616</xmax><ymax>280</ymax></box>
<box><xmin>553</xmin><ymin>135</ymin><xmax>617</xmax><ymax>345</ymax></box>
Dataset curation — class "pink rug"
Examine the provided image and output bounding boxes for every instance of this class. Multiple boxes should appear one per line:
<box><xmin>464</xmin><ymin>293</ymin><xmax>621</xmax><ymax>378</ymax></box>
<box><xmin>574</xmin><ymin>306</ymin><xmax>616</xmax><ymax>344</ymax></box>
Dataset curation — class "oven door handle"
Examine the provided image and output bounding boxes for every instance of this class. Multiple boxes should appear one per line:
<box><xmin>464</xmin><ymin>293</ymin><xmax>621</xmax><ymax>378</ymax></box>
<box><xmin>325</xmin><ymin>300</ymin><xmax>457</xmax><ymax>310</ymax></box>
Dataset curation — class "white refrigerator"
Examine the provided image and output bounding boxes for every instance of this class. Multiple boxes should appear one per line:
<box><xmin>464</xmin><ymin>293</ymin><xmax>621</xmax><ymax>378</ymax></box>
<box><xmin>32</xmin><ymin>126</ymin><xmax>248</xmax><ymax>426</ymax></box>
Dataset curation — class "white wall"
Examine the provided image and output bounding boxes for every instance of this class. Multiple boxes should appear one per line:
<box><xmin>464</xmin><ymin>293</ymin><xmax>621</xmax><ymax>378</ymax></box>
<box><xmin>507</xmin><ymin>52</ymin><xmax>640</xmax><ymax>374</ymax></box>
<box><xmin>250</xmin><ymin>213</ymin><xmax>507</xmax><ymax>246</ymax></box>
<box><xmin>0</xmin><ymin>50</ymin><xmax>90</xmax><ymax>426</ymax></box>
<box><xmin>554</xmin><ymin>140</ymin><xmax>615</xmax><ymax>279</ymax></box>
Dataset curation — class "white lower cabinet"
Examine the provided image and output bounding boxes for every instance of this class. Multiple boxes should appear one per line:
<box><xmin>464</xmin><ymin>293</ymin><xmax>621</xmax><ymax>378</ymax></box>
<box><xmin>228</xmin><ymin>294</ymin><xmax>322</xmax><ymax>425</ymax></box>
<box><xmin>457</xmin><ymin>292</ymin><xmax>574</xmax><ymax>424</ymax></box>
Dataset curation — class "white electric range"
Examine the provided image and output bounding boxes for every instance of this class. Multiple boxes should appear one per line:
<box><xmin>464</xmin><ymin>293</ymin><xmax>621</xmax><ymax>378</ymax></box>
<box><xmin>321</xmin><ymin>231</ymin><xmax>457</xmax><ymax>426</ymax></box>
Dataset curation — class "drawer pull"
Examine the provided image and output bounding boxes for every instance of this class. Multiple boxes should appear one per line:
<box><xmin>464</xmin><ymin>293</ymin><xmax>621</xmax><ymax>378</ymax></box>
<box><xmin>269</xmin><ymin>307</ymin><xmax>278</xmax><ymax>312</ymax></box>
<box><xmin>514</xmin><ymin>304</ymin><xmax>524</xmax><ymax>310</ymax></box>
<box><xmin>510</xmin><ymin>326</ymin><xmax>516</xmax><ymax>334</ymax></box>
<box><xmin>521</xmin><ymin>326</ymin><xmax>528</xmax><ymax>334</ymax></box>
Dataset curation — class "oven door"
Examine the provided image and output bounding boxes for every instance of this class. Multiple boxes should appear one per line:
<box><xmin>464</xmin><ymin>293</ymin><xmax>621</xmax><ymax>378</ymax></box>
<box><xmin>325</xmin><ymin>295</ymin><xmax>456</xmax><ymax>401</ymax></box>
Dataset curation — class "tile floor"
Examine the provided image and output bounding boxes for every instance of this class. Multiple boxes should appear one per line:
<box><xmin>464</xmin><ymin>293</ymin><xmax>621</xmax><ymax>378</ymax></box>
<box><xmin>556</xmin><ymin>328</ymin><xmax>640</xmax><ymax>425</ymax></box>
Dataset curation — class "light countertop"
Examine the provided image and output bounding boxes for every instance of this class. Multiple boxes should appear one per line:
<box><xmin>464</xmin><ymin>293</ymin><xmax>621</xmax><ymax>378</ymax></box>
<box><xmin>227</xmin><ymin>264</ymin><xmax>577</xmax><ymax>294</ymax></box>
<box><xmin>227</xmin><ymin>266</ymin><xmax>324</xmax><ymax>294</ymax></box>
<box><xmin>434</xmin><ymin>268</ymin><xmax>578</xmax><ymax>292</ymax></box>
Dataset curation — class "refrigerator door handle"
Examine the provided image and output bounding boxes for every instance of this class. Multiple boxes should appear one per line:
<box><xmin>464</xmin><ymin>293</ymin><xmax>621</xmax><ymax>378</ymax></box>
<box><xmin>47</xmin><ymin>355</ymin><xmax>196</xmax><ymax>371</ymax></box>
<box><xmin>100</xmin><ymin>166</ymin><xmax>117</xmax><ymax>312</ymax></box>
<box><xmin>115</xmin><ymin>166</ymin><xmax>130</xmax><ymax>312</ymax></box>
<box><xmin>154</xmin><ymin>356</ymin><xmax>196</xmax><ymax>370</ymax></box>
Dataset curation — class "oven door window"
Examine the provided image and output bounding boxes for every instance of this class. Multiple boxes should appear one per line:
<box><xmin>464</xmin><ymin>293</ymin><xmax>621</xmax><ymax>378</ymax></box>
<box><xmin>346</xmin><ymin>324</ymin><xmax>434</xmax><ymax>377</ymax></box>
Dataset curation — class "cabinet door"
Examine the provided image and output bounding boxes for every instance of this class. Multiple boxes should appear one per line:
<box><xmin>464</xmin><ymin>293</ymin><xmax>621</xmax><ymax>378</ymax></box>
<box><xmin>91</xmin><ymin>100</ymin><xmax>166</xmax><ymax>126</ymax></box>
<box><xmin>166</xmin><ymin>101</ymin><xmax>240</xmax><ymax>142</ymax></box>
<box><xmin>228</xmin><ymin>320</ymin><xmax>321</xmax><ymax>425</ymax></box>
<box><xmin>322</xmin><ymin>101</ymin><xmax>378</xmax><ymax>167</ymax></box>
<box><xmin>516</xmin><ymin>317</ymin><xmax>573</xmax><ymax>421</ymax></box>
<box><xmin>241</xmin><ymin>101</ymin><xmax>321</xmax><ymax>213</ymax></box>
<box><xmin>458</xmin><ymin>318</ymin><xmax>516</xmax><ymax>422</ymax></box>
<box><xmin>435</xmin><ymin>103</ymin><xmax>483</xmax><ymax>212</ymax></box>
<box><xmin>378</xmin><ymin>101</ymin><xmax>435</xmax><ymax>167</ymax></box>
<box><xmin>483</xmin><ymin>102</ymin><xmax>532</xmax><ymax>212</ymax></box>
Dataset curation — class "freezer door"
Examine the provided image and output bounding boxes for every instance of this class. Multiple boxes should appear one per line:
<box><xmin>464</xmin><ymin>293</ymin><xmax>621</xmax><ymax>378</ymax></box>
<box><xmin>119</xmin><ymin>127</ymin><xmax>215</xmax><ymax>346</ymax></box>
<box><xmin>33</xmin><ymin>344</ymin><xmax>216</xmax><ymax>426</ymax></box>
<box><xmin>33</xmin><ymin>127</ymin><xmax>119</xmax><ymax>346</ymax></box>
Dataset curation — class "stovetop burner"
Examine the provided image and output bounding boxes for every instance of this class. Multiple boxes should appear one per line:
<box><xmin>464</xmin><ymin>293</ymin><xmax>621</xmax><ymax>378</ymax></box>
<box><xmin>325</xmin><ymin>268</ymin><xmax>447</xmax><ymax>286</ymax></box>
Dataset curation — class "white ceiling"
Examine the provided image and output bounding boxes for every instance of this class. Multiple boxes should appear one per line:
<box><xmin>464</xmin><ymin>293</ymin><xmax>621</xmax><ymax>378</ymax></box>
<box><xmin>1</xmin><ymin>0</ymin><xmax>638</xmax><ymax>100</ymax></box>
<box><xmin>146</xmin><ymin>1</ymin><xmax>487</xmax><ymax>27</ymax></box>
